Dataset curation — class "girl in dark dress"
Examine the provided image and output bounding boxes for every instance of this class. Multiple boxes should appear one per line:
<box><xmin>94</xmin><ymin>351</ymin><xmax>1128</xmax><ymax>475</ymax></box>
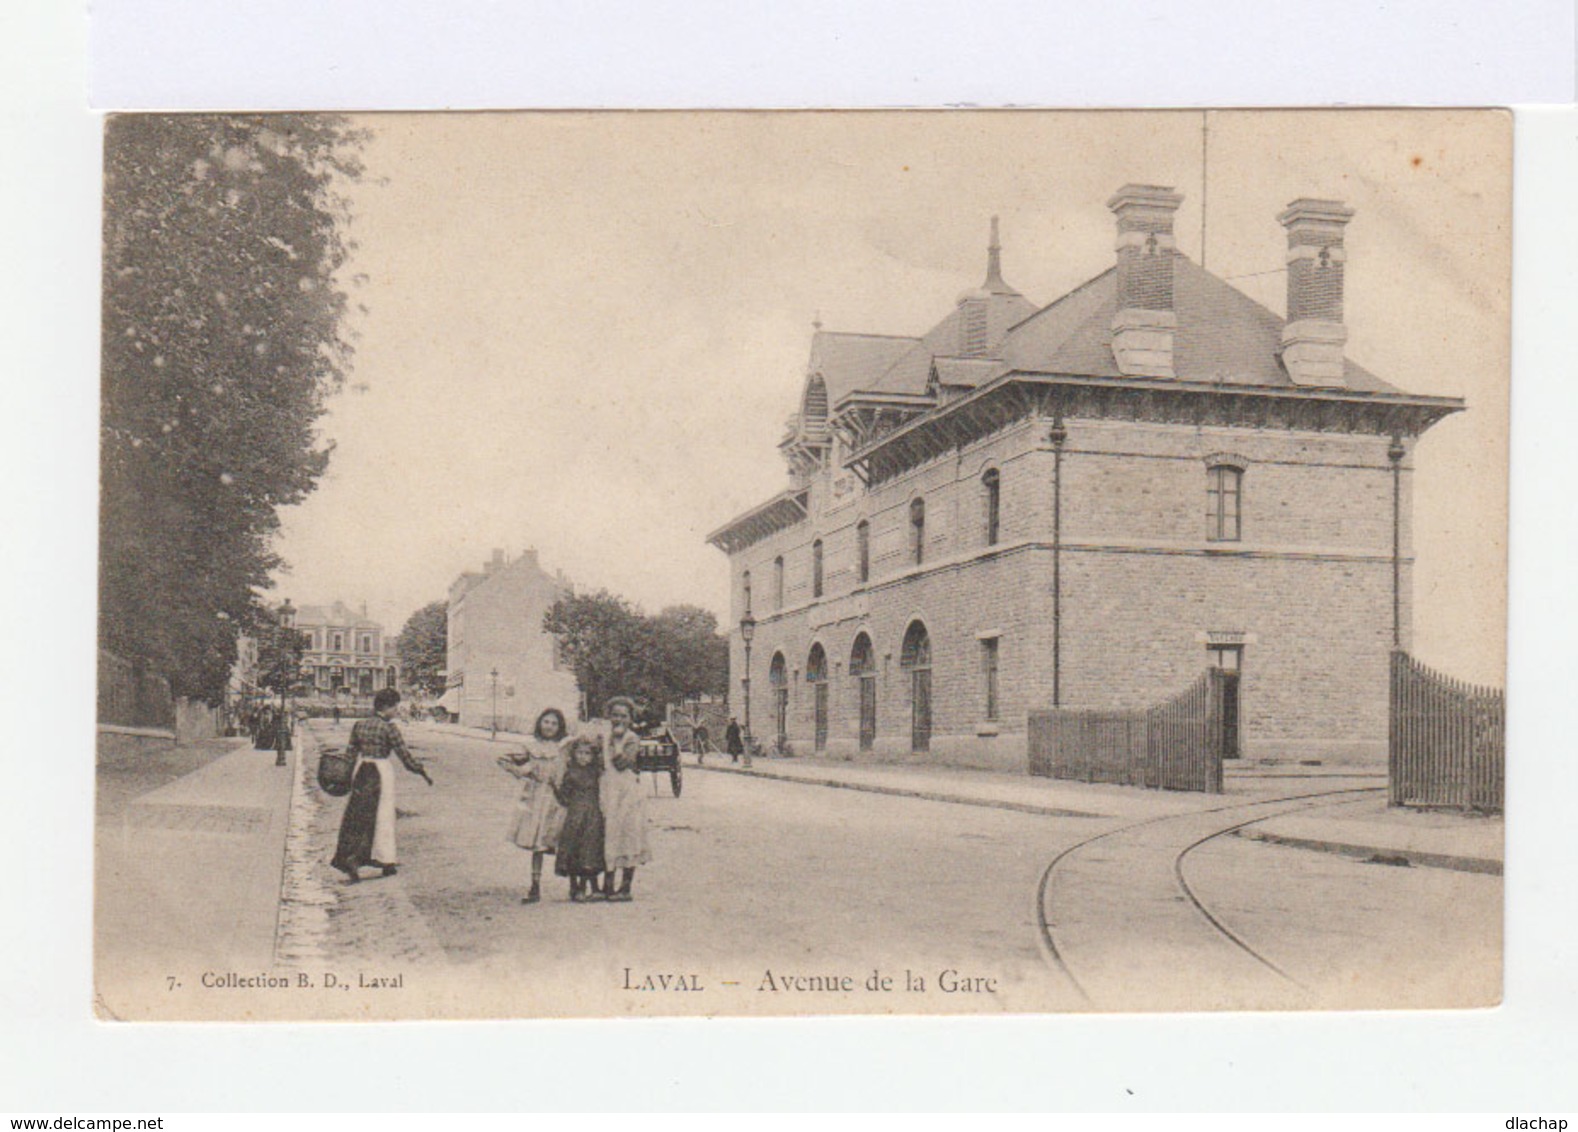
<box><xmin>552</xmin><ymin>736</ymin><xmax>606</xmax><ymax>903</ymax></box>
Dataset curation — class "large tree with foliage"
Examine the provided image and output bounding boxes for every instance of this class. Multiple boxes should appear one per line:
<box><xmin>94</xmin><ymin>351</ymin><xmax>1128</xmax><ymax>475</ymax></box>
<box><xmin>100</xmin><ymin>114</ymin><xmax>365</xmax><ymax>703</ymax></box>
<box><xmin>396</xmin><ymin>600</ymin><xmax>449</xmax><ymax>697</ymax></box>
<box><xmin>544</xmin><ymin>591</ymin><xmax>728</xmax><ymax>721</ymax></box>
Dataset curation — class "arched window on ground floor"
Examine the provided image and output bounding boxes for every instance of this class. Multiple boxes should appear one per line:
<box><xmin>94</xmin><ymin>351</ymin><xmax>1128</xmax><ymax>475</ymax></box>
<box><xmin>807</xmin><ymin>642</ymin><xmax>828</xmax><ymax>752</ymax></box>
<box><xmin>900</xmin><ymin>621</ymin><xmax>932</xmax><ymax>753</ymax></box>
<box><xmin>850</xmin><ymin>632</ymin><xmax>876</xmax><ymax>752</ymax></box>
<box><xmin>768</xmin><ymin>651</ymin><xmax>789</xmax><ymax>749</ymax></box>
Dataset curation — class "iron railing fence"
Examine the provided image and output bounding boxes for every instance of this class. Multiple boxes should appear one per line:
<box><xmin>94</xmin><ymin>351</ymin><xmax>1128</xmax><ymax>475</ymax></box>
<box><xmin>1389</xmin><ymin>650</ymin><xmax>1504</xmax><ymax>813</ymax></box>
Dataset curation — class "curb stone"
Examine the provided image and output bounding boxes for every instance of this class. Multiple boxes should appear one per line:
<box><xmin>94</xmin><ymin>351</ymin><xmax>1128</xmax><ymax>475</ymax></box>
<box><xmin>1234</xmin><ymin>828</ymin><xmax>1503</xmax><ymax>875</ymax></box>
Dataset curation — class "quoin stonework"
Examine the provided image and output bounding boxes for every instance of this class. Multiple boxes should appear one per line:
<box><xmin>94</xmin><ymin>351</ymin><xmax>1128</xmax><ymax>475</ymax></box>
<box><xmin>708</xmin><ymin>185</ymin><xmax>1463</xmax><ymax>769</ymax></box>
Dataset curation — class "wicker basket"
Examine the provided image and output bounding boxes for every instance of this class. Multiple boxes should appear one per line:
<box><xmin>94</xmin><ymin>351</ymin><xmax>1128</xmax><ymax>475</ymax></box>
<box><xmin>317</xmin><ymin>748</ymin><xmax>356</xmax><ymax>797</ymax></box>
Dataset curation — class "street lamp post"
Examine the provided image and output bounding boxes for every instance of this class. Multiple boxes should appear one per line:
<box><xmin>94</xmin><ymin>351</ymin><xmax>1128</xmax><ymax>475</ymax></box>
<box><xmin>739</xmin><ymin>613</ymin><xmax>755</xmax><ymax>768</ymax></box>
<box><xmin>276</xmin><ymin>599</ymin><xmax>296</xmax><ymax>767</ymax></box>
<box><xmin>490</xmin><ymin>666</ymin><xmax>500</xmax><ymax>740</ymax></box>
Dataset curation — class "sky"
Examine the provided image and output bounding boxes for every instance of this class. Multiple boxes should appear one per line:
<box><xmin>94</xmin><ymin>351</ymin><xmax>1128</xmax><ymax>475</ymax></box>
<box><xmin>272</xmin><ymin>110</ymin><xmax>1509</xmax><ymax>682</ymax></box>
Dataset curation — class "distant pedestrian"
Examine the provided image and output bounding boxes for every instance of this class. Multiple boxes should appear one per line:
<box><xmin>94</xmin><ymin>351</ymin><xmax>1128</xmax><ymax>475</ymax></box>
<box><xmin>553</xmin><ymin>736</ymin><xmax>607</xmax><ymax>903</ymax></box>
<box><xmin>331</xmin><ymin>688</ymin><xmax>432</xmax><ymax>884</ymax></box>
<box><xmin>252</xmin><ymin>705</ymin><xmax>275</xmax><ymax>751</ymax></box>
<box><xmin>725</xmin><ymin>717</ymin><xmax>743</xmax><ymax>763</ymax></box>
<box><xmin>692</xmin><ymin>721</ymin><xmax>710</xmax><ymax>764</ymax></box>
<box><xmin>599</xmin><ymin>696</ymin><xmax>651</xmax><ymax>902</ymax></box>
<box><xmin>273</xmin><ymin>704</ymin><xmax>293</xmax><ymax>766</ymax></box>
<box><xmin>501</xmin><ymin>707</ymin><xmax>569</xmax><ymax>905</ymax></box>
<box><xmin>332</xmin><ymin>702</ymin><xmax>341</xmax><ymax>726</ymax></box>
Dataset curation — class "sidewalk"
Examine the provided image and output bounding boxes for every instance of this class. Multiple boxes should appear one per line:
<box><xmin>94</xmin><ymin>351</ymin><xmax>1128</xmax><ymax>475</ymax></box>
<box><xmin>95</xmin><ymin>734</ymin><xmax>298</xmax><ymax>1016</ymax></box>
<box><xmin>688</xmin><ymin>750</ymin><xmax>1502</xmax><ymax>874</ymax></box>
<box><xmin>1240</xmin><ymin>795</ymin><xmax>1503</xmax><ymax>875</ymax></box>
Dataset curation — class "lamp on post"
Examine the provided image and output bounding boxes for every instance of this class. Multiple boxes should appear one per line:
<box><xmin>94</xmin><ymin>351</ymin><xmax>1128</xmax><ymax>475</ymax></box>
<box><xmin>490</xmin><ymin>667</ymin><xmax>500</xmax><ymax>740</ymax></box>
<box><xmin>738</xmin><ymin>613</ymin><xmax>756</xmax><ymax>768</ymax></box>
<box><xmin>275</xmin><ymin>599</ymin><xmax>296</xmax><ymax>767</ymax></box>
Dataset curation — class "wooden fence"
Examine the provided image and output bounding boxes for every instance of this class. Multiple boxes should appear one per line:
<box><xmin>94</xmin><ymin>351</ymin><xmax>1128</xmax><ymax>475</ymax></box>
<box><xmin>1028</xmin><ymin>670</ymin><xmax>1225</xmax><ymax>794</ymax></box>
<box><xmin>1389</xmin><ymin>651</ymin><xmax>1504</xmax><ymax>813</ymax></box>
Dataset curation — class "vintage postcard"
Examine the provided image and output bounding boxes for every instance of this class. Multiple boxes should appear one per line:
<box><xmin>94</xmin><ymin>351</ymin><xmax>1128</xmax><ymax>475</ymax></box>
<box><xmin>95</xmin><ymin>109</ymin><xmax>1508</xmax><ymax>1021</ymax></box>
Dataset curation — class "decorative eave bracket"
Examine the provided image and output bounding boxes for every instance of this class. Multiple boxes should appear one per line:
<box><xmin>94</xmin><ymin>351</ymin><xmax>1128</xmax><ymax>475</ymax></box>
<box><xmin>705</xmin><ymin>487</ymin><xmax>812</xmax><ymax>555</ymax></box>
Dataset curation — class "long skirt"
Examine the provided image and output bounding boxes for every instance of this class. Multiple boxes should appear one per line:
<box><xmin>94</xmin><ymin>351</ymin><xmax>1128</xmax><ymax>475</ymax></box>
<box><xmin>554</xmin><ymin>801</ymin><xmax>606</xmax><ymax>878</ymax></box>
<box><xmin>331</xmin><ymin>759</ymin><xmax>397</xmax><ymax>871</ymax></box>
<box><xmin>599</xmin><ymin>767</ymin><xmax>652</xmax><ymax>869</ymax></box>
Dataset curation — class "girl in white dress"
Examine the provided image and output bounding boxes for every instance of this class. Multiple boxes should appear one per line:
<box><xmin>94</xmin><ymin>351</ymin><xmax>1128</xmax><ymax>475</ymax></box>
<box><xmin>598</xmin><ymin>696</ymin><xmax>651</xmax><ymax>902</ymax></box>
<box><xmin>500</xmin><ymin>707</ymin><xmax>569</xmax><ymax>904</ymax></box>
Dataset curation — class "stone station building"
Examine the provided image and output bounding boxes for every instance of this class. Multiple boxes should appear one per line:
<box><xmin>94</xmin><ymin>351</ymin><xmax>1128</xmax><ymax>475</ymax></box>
<box><xmin>707</xmin><ymin>185</ymin><xmax>1462</xmax><ymax>770</ymax></box>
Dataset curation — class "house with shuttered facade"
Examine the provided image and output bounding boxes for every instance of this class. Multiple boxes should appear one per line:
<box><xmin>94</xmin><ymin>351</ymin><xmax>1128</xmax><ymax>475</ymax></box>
<box><xmin>707</xmin><ymin>184</ymin><xmax>1462</xmax><ymax>769</ymax></box>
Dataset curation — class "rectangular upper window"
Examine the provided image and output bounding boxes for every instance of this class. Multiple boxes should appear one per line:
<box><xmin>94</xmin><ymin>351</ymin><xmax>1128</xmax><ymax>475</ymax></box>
<box><xmin>1207</xmin><ymin>466</ymin><xmax>1243</xmax><ymax>542</ymax></box>
<box><xmin>982</xmin><ymin>469</ymin><xmax>1000</xmax><ymax>546</ymax></box>
<box><xmin>981</xmin><ymin>637</ymin><xmax>1000</xmax><ymax>721</ymax></box>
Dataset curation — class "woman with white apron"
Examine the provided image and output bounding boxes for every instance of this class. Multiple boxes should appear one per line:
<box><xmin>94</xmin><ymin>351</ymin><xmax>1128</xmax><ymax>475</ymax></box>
<box><xmin>332</xmin><ymin>688</ymin><xmax>432</xmax><ymax>882</ymax></box>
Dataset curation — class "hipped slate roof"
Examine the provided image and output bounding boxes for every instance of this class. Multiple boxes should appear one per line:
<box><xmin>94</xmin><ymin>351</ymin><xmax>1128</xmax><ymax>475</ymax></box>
<box><xmin>817</xmin><ymin>254</ymin><xmax>1398</xmax><ymax>402</ymax></box>
<box><xmin>1000</xmin><ymin>257</ymin><xmax>1399</xmax><ymax>393</ymax></box>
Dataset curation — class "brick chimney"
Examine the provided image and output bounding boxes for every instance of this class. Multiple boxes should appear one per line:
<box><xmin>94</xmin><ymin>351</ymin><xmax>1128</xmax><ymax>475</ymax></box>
<box><xmin>1107</xmin><ymin>184</ymin><xmax>1183</xmax><ymax>378</ymax></box>
<box><xmin>1278</xmin><ymin>198</ymin><xmax>1354</xmax><ymax>387</ymax></box>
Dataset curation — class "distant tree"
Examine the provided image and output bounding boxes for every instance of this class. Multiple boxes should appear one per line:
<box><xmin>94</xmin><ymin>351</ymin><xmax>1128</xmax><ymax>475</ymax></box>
<box><xmin>396</xmin><ymin>600</ymin><xmax>449</xmax><ymax>697</ymax></box>
<box><xmin>544</xmin><ymin>592</ymin><xmax>729</xmax><ymax>721</ymax></box>
<box><xmin>543</xmin><ymin>590</ymin><xmax>650</xmax><ymax>716</ymax></box>
<box><xmin>99</xmin><ymin>114</ymin><xmax>366</xmax><ymax>703</ymax></box>
<box><xmin>257</xmin><ymin>620</ymin><xmax>308</xmax><ymax>696</ymax></box>
<box><xmin>647</xmin><ymin>604</ymin><xmax>729</xmax><ymax>709</ymax></box>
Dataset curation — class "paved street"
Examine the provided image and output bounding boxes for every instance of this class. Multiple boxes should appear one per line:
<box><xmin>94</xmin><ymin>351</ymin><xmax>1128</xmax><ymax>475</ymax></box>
<box><xmin>269</xmin><ymin>722</ymin><xmax>1502</xmax><ymax>1018</ymax></box>
<box><xmin>1041</xmin><ymin>793</ymin><xmax>1501</xmax><ymax>1012</ymax></box>
<box><xmin>285</xmin><ymin>721</ymin><xmax>1085</xmax><ymax>1016</ymax></box>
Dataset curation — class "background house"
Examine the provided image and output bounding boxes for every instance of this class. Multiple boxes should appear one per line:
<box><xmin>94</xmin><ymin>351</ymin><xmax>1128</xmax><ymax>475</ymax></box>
<box><xmin>295</xmin><ymin>601</ymin><xmax>396</xmax><ymax>714</ymax></box>
<box><xmin>445</xmin><ymin>548</ymin><xmax>581</xmax><ymax>731</ymax></box>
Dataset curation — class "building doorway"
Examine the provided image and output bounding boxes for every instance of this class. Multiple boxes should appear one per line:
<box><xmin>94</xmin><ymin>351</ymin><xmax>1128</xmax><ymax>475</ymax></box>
<box><xmin>901</xmin><ymin>621</ymin><xmax>932</xmax><ymax>753</ymax></box>
<box><xmin>768</xmin><ymin>652</ymin><xmax>788</xmax><ymax>750</ymax></box>
<box><xmin>851</xmin><ymin>633</ymin><xmax>876</xmax><ymax>751</ymax></box>
<box><xmin>807</xmin><ymin>643</ymin><xmax>828</xmax><ymax>752</ymax></box>
<box><xmin>1207</xmin><ymin>644</ymin><xmax>1242</xmax><ymax>759</ymax></box>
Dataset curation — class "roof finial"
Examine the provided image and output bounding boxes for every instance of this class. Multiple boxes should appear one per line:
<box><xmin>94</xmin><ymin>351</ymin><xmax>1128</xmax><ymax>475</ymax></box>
<box><xmin>984</xmin><ymin>215</ymin><xmax>1005</xmax><ymax>289</ymax></box>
